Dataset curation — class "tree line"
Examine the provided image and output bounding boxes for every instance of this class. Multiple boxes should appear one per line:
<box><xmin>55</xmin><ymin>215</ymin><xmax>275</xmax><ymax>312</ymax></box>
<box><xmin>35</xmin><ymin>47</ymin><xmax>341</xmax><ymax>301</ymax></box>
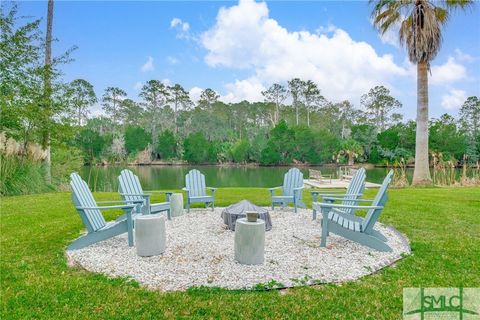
<box><xmin>1</xmin><ymin>2</ymin><xmax>479</xmax><ymax>196</ymax></box>
<box><xmin>72</xmin><ymin>80</ymin><xmax>480</xmax><ymax>167</ymax></box>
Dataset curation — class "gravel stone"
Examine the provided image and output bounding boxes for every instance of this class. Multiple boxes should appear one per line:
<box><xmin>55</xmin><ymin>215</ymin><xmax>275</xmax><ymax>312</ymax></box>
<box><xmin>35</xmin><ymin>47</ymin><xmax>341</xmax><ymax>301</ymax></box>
<box><xmin>66</xmin><ymin>207</ymin><xmax>410</xmax><ymax>291</ymax></box>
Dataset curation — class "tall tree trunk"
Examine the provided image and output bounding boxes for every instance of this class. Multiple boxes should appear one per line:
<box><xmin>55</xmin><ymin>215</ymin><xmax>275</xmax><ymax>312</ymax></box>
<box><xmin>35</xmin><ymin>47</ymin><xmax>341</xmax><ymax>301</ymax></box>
<box><xmin>275</xmin><ymin>102</ymin><xmax>279</xmax><ymax>124</ymax></box>
<box><xmin>174</xmin><ymin>101</ymin><xmax>177</xmax><ymax>134</ymax></box>
<box><xmin>43</xmin><ymin>0</ymin><xmax>54</xmax><ymax>184</ymax></box>
<box><xmin>412</xmin><ymin>61</ymin><xmax>432</xmax><ymax>185</ymax></box>
<box><xmin>296</xmin><ymin>103</ymin><xmax>299</xmax><ymax>125</ymax></box>
<box><xmin>348</xmin><ymin>152</ymin><xmax>354</xmax><ymax>166</ymax></box>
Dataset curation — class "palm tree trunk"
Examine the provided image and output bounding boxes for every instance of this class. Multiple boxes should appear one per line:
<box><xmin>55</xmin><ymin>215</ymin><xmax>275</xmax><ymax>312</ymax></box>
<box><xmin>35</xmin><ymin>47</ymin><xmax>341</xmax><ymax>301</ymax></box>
<box><xmin>348</xmin><ymin>152</ymin><xmax>354</xmax><ymax>166</ymax></box>
<box><xmin>412</xmin><ymin>61</ymin><xmax>432</xmax><ymax>185</ymax></box>
<box><xmin>43</xmin><ymin>0</ymin><xmax>54</xmax><ymax>184</ymax></box>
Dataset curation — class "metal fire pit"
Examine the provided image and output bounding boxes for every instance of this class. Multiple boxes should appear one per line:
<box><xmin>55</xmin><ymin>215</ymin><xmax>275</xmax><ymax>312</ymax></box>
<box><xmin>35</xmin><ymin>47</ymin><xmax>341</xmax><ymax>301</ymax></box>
<box><xmin>221</xmin><ymin>200</ymin><xmax>272</xmax><ymax>231</ymax></box>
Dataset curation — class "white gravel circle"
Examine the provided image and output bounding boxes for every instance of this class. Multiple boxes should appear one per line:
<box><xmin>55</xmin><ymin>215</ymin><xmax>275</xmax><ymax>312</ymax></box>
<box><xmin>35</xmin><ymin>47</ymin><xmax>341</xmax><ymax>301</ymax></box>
<box><xmin>66</xmin><ymin>208</ymin><xmax>410</xmax><ymax>291</ymax></box>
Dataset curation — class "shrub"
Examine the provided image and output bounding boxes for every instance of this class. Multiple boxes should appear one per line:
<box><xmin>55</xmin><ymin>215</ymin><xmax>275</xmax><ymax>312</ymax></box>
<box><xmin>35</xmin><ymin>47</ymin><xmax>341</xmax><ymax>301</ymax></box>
<box><xmin>75</xmin><ymin>129</ymin><xmax>104</xmax><ymax>163</ymax></box>
<box><xmin>292</xmin><ymin>126</ymin><xmax>320</xmax><ymax>164</ymax></box>
<box><xmin>156</xmin><ymin>130</ymin><xmax>177</xmax><ymax>160</ymax></box>
<box><xmin>260</xmin><ymin>142</ymin><xmax>282</xmax><ymax>165</ymax></box>
<box><xmin>51</xmin><ymin>145</ymin><xmax>84</xmax><ymax>187</ymax></box>
<box><xmin>230</xmin><ymin>140</ymin><xmax>251</xmax><ymax>163</ymax></box>
<box><xmin>124</xmin><ymin>126</ymin><xmax>151</xmax><ymax>155</ymax></box>
<box><xmin>249</xmin><ymin>131</ymin><xmax>268</xmax><ymax>163</ymax></box>
<box><xmin>183</xmin><ymin>132</ymin><xmax>216</xmax><ymax>164</ymax></box>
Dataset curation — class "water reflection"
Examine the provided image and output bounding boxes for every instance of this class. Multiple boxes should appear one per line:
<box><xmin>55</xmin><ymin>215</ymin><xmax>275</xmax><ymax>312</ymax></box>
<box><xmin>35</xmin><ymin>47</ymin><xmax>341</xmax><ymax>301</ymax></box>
<box><xmin>81</xmin><ymin>165</ymin><xmax>404</xmax><ymax>191</ymax></box>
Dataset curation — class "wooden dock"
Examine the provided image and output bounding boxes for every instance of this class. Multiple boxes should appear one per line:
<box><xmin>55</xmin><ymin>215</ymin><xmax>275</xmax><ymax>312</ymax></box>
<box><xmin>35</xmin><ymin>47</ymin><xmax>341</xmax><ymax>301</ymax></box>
<box><xmin>304</xmin><ymin>179</ymin><xmax>381</xmax><ymax>189</ymax></box>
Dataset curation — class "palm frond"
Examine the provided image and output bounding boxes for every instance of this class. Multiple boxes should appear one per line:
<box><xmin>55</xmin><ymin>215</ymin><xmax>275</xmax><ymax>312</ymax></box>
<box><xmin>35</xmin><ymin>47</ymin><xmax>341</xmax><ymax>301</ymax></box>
<box><xmin>444</xmin><ymin>0</ymin><xmax>475</xmax><ymax>10</ymax></box>
<box><xmin>406</xmin><ymin>1</ymin><xmax>442</xmax><ymax>63</ymax></box>
<box><xmin>434</xmin><ymin>7</ymin><xmax>449</xmax><ymax>25</ymax></box>
<box><xmin>370</xmin><ymin>0</ymin><xmax>412</xmax><ymax>32</ymax></box>
<box><xmin>380</xmin><ymin>10</ymin><xmax>401</xmax><ymax>34</ymax></box>
<box><xmin>371</xmin><ymin>0</ymin><xmax>471</xmax><ymax>63</ymax></box>
<box><xmin>399</xmin><ymin>16</ymin><xmax>412</xmax><ymax>46</ymax></box>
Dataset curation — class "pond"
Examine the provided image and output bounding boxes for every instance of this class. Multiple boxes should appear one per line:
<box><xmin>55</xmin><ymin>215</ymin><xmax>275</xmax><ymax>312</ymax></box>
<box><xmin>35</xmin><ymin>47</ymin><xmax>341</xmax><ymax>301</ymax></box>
<box><xmin>81</xmin><ymin>165</ymin><xmax>405</xmax><ymax>191</ymax></box>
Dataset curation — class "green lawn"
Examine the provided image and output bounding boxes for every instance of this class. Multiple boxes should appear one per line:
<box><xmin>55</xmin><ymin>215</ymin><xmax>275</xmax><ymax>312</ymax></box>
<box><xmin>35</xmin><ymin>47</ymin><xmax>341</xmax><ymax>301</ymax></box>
<box><xmin>1</xmin><ymin>188</ymin><xmax>479</xmax><ymax>319</ymax></box>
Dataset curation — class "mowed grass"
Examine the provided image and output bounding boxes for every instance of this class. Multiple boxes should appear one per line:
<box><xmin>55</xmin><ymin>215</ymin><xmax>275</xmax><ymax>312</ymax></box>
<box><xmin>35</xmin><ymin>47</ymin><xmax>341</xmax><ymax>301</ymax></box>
<box><xmin>1</xmin><ymin>187</ymin><xmax>479</xmax><ymax>319</ymax></box>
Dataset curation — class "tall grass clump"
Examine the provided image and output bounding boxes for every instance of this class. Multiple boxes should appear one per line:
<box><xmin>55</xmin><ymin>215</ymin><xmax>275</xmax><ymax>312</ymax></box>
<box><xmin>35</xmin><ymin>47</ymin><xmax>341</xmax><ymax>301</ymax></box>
<box><xmin>0</xmin><ymin>134</ymin><xmax>51</xmax><ymax>195</ymax></box>
<box><xmin>0</xmin><ymin>133</ymin><xmax>82</xmax><ymax>195</ymax></box>
<box><xmin>431</xmin><ymin>152</ymin><xmax>457</xmax><ymax>186</ymax></box>
<box><xmin>460</xmin><ymin>154</ymin><xmax>480</xmax><ymax>186</ymax></box>
<box><xmin>392</xmin><ymin>158</ymin><xmax>409</xmax><ymax>188</ymax></box>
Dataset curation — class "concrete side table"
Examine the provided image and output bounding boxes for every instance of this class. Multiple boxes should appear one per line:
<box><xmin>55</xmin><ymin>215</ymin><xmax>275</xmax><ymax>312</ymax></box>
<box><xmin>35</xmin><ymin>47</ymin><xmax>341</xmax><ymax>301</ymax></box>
<box><xmin>234</xmin><ymin>218</ymin><xmax>265</xmax><ymax>265</ymax></box>
<box><xmin>135</xmin><ymin>214</ymin><xmax>166</xmax><ymax>257</ymax></box>
<box><xmin>170</xmin><ymin>193</ymin><xmax>184</xmax><ymax>217</ymax></box>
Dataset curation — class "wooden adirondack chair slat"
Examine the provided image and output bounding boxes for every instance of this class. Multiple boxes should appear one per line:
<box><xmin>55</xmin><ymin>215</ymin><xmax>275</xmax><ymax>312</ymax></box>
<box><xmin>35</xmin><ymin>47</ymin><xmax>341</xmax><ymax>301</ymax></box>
<box><xmin>311</xmin><ymin>168</ymin><xmax>366</xmax><ymax>220</ymax></box>
<box><xmin>341</xmin><ymin>168</ymin><xmax>366</xmax><ymax>208</ymax></box>
<box><xmin>270</xmin><ymin>168</ymin><xmax>306</xmax><ymax>213</ymax></box>
<box><xmin>362</xmin><ymin>173</ymin><xmax>392</xmax><ymax>233</ymax></box>
<box><xmin>71</xmin><ymin>174</ymin><xmax>106</xmax><ymax>231</ymax></box>
<box><xmin>118</xmin><ymin>169</ymin><xmax>171</xmax><ymax>219</ymax></box>
<box><xmin>317</xmin><ymin>170</ymin><xmax>394</xmax><ymax>252</ymax></box>
<box><xmin>69</xmin><ymin>172</ymin><xmax>135</xmax><ymax>250</ymax></box>
<box><xmin>184</xmin><ymin>169</ymin><xmax>215</xmax><ymax>212</ymax></box>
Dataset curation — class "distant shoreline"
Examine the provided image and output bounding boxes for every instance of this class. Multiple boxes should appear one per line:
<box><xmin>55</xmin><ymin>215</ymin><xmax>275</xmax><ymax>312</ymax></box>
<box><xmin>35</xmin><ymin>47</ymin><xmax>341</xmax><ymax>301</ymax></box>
<box><xmin>89</xmin><ymin>162</ymin><xmax>389</xmax><ymax>169</ymax></box>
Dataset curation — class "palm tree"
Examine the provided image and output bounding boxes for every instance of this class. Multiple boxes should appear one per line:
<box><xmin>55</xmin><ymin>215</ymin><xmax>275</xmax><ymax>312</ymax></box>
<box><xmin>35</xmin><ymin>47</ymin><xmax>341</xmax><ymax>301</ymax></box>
<box><xmin>371</xmin><ymin>0</ymin><xmax>473</xmax><ymax>185</ymax></box>
<box><xmin>338</xmin><ymin>139</ymin><xmax>364</xmax><ymax>166</ymax></box>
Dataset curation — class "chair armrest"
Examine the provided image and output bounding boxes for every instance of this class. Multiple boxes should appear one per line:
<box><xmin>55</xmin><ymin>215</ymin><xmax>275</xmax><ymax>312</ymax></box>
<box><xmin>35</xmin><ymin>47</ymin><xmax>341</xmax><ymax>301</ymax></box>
<box><xmin>97</xmin><ymin>200</ymin><xmax>144</xmax><ymax>204</ymax></box>
<box><xmin>182</xmin><ymin>188</ymin><xmax>189</xmax><ymax>191</ymax></box>
<box><xmin>323</xmin><ymin>197</ymin><xmax>373</xmax><ymax>202</ymax></box>
<box><xmin>293</xmin><ymin>186</ymin><xmax>304</xmax><ymax>191</ymax></box>
<box><xmin>145</xmin><ymin>190</ymin><xmax>173</xmax><ymax>195</ymax></box>
<box><xmin>315</xmin><ymin>202</ymin><xmax>383</xmax><ymax>210</ymax></box>
<box><xmin>268</xmin><ymin>186</ymin><xmax>281</xmax><ymax>191</ymax></box>
<box><xmin>145</xmin><ymin>191</ymin><xmax>173</xmax><ymax>201</ymax></box>
<box><xmin>314</xmin><ymin>193</ymin><xmax>363</xmax><ymax>198</ymax></box>
<box><xmin>311</xmin><ymin>191</ymin><xmax>338</xmax><ymax>196</ymax></box>
<box><xmin>311</xmin><ymin>190</ymin><xmax>350</xmax><ymax>202</ymax></box>
<box><xmin>120</xmin><ymin>193</ymin><xmax>150</xmax><ymax>198</ymax></box>
<box><xmin>76</xmin><ymin>204</ymin><xmax>136</xmax><ymax>211</ymax></box>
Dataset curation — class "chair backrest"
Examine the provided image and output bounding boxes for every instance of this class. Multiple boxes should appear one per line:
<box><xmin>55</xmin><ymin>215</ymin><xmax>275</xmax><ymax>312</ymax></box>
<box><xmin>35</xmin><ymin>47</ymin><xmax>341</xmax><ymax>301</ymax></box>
<box><xmin>342</xmin><ymin>168</ymin><xmax>366</xmax><ymax>207</ymax></box>
<box><xmin>361</xmin><ymin>170</ymin><xmax>393</xmax><ymax>233</ymax></box>
<box><xmin>118</xmin><ymin>169</ymin><xmax>144</xmax><ymax>203</ymax></box>
<box><xmin>70</xmin><ymin>172</ymin><xmax>106</xmax><ymax>233</ymax></box>
<box><xmin>185</xmin><ymin>169</ymin><xmax>206</xmax><ymax>197</ymax></box>
<box><xmin>282</xmin><ymin>168</ymin><xmax>304</xmax><ymax>199</ymax></box>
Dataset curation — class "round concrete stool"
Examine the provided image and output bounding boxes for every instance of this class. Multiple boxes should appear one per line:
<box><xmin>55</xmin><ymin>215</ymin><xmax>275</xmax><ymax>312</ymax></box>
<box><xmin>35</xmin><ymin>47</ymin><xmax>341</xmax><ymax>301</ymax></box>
<box><xmin>234</xmin><ymin>218</ymin><xmax>265</xmax><ymax>265</ymax></box>
<box><xmin>170</xmin><ymin>193</ymin><xmax>184</xmax><ymax>217</ymax></box>
<box><xmin>135</xmin><ymin>214</ymin><xmax>166</xmax><ymax>257</ymax></box>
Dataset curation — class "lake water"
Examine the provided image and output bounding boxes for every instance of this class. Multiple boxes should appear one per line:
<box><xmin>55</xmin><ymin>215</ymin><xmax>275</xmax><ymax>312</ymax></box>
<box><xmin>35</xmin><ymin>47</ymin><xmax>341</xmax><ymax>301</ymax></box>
<box><xmin>81</xmin><ymin>165</ymin><xmax>403</xmax><ymax>191</ymax></box>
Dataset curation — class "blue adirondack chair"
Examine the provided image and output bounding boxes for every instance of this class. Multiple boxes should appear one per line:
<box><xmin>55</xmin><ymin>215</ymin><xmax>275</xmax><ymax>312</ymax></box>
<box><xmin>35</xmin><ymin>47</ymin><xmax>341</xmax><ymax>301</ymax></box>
<box><xmin>269</xmin><ymin>168</ymin><xmax>306</xmax><ymax>213</ymax></box>
<box><xmin>68</xmin><ymin>172</ymin><xmax>141</xmax><ymax>250</ymax></box>
<box><xmin>183</xmin><ymin>169</ymin><xmax>217</xmax><ymax>212</ymax></box>
<box><xmin>311</xmin><ymin>168</ymin><xmax>366</xmax><ymax>220</ymax></box>
<box><xmin>314</xmin><ymin>170</ymin><xmax>394</xmax><ymax>252</ymax></box>
<box><xmin>118</xmin><ymin>169</ymin><xmax>172</xmax><ymax>220</ymax></box>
